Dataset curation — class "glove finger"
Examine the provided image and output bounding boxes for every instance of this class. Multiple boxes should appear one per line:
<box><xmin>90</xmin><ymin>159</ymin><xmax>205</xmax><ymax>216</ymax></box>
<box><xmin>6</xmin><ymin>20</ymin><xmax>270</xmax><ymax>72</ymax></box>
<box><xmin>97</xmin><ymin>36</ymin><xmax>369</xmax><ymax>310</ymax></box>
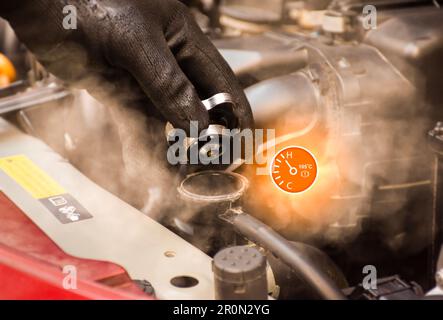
<box><xmin>110</xmin><ymin>30</ymin><xmax>209</xmax><ymax>134</ymax></box>
<box><xmin>166</xmin><ymin>11</ymin><xmax>254</xmax><ymax>130</ymax></box>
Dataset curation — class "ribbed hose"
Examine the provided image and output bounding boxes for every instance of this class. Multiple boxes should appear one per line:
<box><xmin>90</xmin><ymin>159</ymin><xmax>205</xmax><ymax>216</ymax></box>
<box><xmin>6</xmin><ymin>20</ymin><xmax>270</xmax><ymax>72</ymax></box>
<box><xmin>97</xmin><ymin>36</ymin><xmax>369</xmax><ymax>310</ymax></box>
<box><xmin>223</xmin><ymin>210</ymin><xmax>347</xmax><ymax>300</ymax></box>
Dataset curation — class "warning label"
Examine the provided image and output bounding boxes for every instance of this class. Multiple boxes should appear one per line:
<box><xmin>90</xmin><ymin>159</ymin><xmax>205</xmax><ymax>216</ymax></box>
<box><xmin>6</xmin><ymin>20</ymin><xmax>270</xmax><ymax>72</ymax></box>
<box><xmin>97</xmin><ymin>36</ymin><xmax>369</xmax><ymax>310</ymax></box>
<box><xmin>0</xmin><ymin>155</ymin><xmax>92</xmax><ymax>224</ymax></box>
<box><xmin>40</xmin><ymin>193</ymin><xmax>92</xmax><ymax>224</ymax></box>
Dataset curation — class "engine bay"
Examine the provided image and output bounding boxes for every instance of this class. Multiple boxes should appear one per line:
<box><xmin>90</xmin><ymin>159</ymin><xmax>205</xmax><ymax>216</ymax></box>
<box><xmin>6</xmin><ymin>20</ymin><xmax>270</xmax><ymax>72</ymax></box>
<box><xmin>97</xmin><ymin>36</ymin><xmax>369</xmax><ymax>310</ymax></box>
<box><xmin>1</xmin><ymin>0</ymin><xmax>443</xmax><ymax>300</ymax></box>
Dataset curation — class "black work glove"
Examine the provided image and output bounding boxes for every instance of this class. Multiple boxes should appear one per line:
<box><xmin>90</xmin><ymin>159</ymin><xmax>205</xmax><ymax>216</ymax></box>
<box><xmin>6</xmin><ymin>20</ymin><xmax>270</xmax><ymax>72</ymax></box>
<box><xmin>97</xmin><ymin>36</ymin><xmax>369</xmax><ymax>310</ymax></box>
<box><xmin>0</xmin><ymin>0</ymin><xmax>254</xmax><ymax>132</ymax></box>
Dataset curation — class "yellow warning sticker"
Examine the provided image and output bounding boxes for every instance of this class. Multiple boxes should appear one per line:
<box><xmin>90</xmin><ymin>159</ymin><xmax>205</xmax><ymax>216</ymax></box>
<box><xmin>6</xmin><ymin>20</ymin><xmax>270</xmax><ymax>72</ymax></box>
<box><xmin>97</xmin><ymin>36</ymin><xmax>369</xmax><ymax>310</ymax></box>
<box><xmin>0</xmin><ymin>155</ymin><xmax>66</xmax><ymax>199</ymax></box>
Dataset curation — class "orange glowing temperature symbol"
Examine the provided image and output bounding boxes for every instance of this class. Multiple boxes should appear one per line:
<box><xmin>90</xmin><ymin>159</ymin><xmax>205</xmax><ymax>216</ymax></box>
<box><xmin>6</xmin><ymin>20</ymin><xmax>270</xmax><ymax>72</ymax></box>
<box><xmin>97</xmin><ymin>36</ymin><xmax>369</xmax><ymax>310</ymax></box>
<box><xmin>270</xmin><ymin>146</ymin><xmax>318</xmax><ymax>194</ymax></box>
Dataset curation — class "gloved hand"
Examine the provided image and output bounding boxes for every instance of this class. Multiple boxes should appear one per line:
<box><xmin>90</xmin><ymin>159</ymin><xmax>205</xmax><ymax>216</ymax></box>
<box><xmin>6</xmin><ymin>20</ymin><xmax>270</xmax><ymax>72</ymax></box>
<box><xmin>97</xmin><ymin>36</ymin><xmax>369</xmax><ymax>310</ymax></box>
<box><xmin>0</xmin><ymin>0</ymin><xmax>254</xmax><ymax>132</ymax></box>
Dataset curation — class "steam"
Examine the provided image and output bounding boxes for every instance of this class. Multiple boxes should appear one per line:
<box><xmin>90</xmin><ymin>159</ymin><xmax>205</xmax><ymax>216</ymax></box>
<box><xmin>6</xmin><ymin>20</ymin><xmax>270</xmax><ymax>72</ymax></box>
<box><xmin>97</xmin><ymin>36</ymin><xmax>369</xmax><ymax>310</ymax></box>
<box><xmin>13</xmin><ymin>10</ymin><xmax>437</xmax><ymax>262</ymax></box>
<box><xmin>20</xmin><ymin>76</ymin><xmax>178</xmax><ymax>221</ymax></box>
<box><xmin>240</xmin><ymin>27</ymin><xmax>435</xmax><ymax>259</ymax></box>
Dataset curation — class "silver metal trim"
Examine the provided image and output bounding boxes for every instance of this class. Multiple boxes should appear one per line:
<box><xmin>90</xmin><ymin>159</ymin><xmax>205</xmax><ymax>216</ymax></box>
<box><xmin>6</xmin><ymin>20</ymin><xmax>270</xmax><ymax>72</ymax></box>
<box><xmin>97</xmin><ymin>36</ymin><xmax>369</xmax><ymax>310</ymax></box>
<box><xmin>202</xmin><ymin>93</ymin><xmax>234</xmax><ymax>111</ymax></box>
